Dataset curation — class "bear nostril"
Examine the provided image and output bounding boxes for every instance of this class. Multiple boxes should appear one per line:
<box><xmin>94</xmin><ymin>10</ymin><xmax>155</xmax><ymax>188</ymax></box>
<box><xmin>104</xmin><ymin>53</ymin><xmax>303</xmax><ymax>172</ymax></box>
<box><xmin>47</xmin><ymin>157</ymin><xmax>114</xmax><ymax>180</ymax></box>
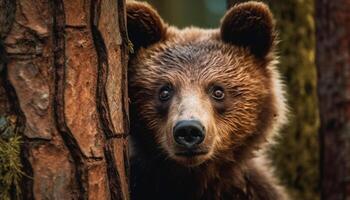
<box><xmin>173</xmin><ymin>120</ymin><xmax>205</xmax><ymax>149</ymax></box>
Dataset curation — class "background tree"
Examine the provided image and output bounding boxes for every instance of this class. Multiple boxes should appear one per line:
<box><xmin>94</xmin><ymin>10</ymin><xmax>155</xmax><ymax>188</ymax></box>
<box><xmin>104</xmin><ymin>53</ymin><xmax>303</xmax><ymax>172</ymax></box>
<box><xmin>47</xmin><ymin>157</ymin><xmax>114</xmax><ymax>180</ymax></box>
<box><xmin>0</xmin><ymin>0</ymin><xmax>130</xmax><ymax>199</ymax></box>
<box><xmin>316</xmin><ymin>0</ymin><xmax>350</xmax><ymax>199</ymax></box>
<box><xmin>263</xmin><ymin>1</ymin><xmax>319</xmax><ymax>200</ymax></box>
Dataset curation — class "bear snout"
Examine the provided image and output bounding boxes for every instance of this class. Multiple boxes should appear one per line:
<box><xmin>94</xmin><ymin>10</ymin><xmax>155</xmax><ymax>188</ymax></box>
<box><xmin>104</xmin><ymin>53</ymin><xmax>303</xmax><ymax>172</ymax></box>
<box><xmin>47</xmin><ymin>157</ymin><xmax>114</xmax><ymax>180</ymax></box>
<box><xmin>173</xmin><ymin>120</ymin><xmax>205</xmax><ymax>150</ymax></box>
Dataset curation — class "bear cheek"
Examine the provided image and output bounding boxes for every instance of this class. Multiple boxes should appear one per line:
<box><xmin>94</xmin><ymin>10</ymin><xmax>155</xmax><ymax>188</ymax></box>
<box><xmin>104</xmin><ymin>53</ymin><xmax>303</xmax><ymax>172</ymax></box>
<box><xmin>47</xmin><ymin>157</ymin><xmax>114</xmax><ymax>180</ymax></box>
<box><xmin>211</xmin><ymin>98</ymin><xmax>230</xmax><ymax>115</ymax></box>
<box><xmin>213</xmin><ymin>101</ymin><xmax>257</xmax><ymax>149</ymax></box>
<box><xmin>155</xmin><ymin>100</ymin><xmax>171</xmax><ymax>118</ymax></box>
<box><xmin>151</xmin><ymin>101</ymin><xmax>176</xmax><ymax>152</ymax></box>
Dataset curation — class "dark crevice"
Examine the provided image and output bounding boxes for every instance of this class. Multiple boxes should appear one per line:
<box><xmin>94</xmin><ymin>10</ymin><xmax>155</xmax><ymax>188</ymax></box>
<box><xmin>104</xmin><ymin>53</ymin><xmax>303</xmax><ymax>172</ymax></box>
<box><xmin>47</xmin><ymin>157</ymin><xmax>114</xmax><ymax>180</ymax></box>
<box><xmin>91</xmin><ymin>1</ymin><xmax>126</xmax><ymax>200</ymax></box>
<box><xmin>65</xmin><ymin>25</ymin><xmax>87</xmax><ymax>29</ymax></box>
<box><xmin>24</xmin><ymin>137</ymin><xmax>51</xmax><ymax>142</ymax></box>
<box><xmin>105</xmin><ymin>141</ymin><xmax>125</xmax><ymax>200</ymax></box>
<box><xmin>123</xmin><ymin>142</ymin><xmax>130</xmax><ymax>188</ymax></box>
<box><xmin>0</xmin><ymin>41</ymin><xmax>8</xmax><ymax>66</ymax></box>
<box><xmin>91</xmin><ymin>1</ymin><xmax>116</xmax><ymax>139</ymax></box>
<box><xmin>51</xmin><ymin>0</ymin><xmax>88</xmax><ymax>199</ymax></box>
<box><xmin>18</xmin><ymin>142</ymin><xmax>34</xmax><ymax>200</ymax></box>
<box><xmin>107</xmin><ymin>133</ymin><xmax>129</xmax><ymax>140</ymax></box>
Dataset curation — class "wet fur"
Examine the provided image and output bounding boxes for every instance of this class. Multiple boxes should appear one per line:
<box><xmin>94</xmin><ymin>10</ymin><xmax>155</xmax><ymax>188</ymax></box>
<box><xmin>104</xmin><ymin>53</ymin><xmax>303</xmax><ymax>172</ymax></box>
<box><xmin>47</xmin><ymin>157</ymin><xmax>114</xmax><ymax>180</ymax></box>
<box><xmin>127</xmin><ymin>1</ymin><xmax>289</xmax><ymax>199</ymax></box>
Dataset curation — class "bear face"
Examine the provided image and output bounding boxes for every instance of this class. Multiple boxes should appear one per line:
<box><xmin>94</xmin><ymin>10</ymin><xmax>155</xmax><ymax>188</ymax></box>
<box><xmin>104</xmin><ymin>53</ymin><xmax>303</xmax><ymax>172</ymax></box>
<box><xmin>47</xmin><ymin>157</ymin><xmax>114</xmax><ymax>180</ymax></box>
<box><xmin>128</xmin><ymin>1</ymin><xmax>287</xmax><ymax>167</ymax></box>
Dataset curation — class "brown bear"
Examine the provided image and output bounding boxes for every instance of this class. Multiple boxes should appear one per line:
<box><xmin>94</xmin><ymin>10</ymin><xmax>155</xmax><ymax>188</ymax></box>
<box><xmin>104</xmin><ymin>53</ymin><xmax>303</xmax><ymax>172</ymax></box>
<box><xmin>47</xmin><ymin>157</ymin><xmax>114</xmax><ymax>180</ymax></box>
<box><xmin>127</xmin><ymin>1</ymin><xmax>289</xmax><ymax>200</ymax></box>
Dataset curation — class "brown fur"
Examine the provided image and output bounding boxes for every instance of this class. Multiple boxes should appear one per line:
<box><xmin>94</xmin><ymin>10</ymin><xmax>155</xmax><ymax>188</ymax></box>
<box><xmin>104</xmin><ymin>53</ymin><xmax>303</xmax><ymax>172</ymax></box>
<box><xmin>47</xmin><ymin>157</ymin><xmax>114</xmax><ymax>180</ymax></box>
<box><xmin>127</xmin><ymin>1</ymin><xmax>288</xmax><ymax>199</ymax></box>
<box><xmin>127</xmin><ymin>1</ymin><xmax>166</xmax><ymax>49</ymax></box>
<box><xmin>221</xmin><ymin>2</ymin><xmax>276</xmax><ymax>58</ymax></box>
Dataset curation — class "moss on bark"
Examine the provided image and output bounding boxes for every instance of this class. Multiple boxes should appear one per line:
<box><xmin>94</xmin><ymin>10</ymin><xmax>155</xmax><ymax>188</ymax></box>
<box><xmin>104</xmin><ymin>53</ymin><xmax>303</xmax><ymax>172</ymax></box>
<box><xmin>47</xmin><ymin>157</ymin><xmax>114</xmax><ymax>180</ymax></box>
<box><xmin>0</xmin><ymin>116</ymin><xmax>22</xmax><ymax>200</ymax></box>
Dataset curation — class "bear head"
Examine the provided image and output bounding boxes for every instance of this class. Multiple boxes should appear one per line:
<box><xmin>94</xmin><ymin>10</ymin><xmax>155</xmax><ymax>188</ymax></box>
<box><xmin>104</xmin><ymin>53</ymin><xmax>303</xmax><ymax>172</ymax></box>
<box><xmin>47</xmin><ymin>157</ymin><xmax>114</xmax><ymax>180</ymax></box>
<box><xmin>127</xmin><ymin>1</ymin><xmax>287</xmax><ymax>167</ymax></box>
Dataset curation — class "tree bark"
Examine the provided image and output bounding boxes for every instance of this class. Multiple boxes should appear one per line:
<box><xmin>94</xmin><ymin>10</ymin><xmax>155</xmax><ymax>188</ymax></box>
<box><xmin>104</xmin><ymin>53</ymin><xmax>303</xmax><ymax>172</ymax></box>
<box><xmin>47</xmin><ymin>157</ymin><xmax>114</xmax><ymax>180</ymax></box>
<box><xmin>0</xmin><ymin>0</ymin><xmax>130</xmax><ymax>199</ymax></box>
<box><xmin>316</xmin><ymin>0</ymin><xmax>350</xmax><ymax>199</ymax></box>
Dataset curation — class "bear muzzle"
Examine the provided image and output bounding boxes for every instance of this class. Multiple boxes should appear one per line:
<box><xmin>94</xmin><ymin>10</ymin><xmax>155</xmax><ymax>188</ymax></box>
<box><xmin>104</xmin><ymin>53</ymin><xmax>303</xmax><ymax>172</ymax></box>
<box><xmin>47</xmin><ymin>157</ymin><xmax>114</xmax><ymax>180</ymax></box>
<box><xmin>173</xmin><ymin>120</ymin><xmax>207</xmax><ymax>156</ymax></box>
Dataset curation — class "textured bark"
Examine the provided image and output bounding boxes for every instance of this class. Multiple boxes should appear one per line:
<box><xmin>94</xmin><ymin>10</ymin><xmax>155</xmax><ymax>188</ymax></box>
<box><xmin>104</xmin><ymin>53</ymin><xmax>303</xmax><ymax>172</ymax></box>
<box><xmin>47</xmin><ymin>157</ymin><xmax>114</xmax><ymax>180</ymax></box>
<box><xmin>0</xmin><ymin>0</ymin><xmax>129</xmax><ymax>199</ymax></box>
<box><xmin>316</xmin><ymin>0</ymin><xmax>350</xmax><ymax>200</ymax></box>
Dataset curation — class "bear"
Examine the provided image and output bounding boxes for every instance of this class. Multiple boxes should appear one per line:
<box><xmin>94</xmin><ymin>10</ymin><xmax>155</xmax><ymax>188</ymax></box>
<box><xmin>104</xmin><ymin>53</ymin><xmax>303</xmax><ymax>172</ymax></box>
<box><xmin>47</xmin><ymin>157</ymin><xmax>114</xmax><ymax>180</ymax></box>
<box><xmin>127</xmin><ymin>1</ymin><xmax>289</xmax><ymax>200</ymax></box>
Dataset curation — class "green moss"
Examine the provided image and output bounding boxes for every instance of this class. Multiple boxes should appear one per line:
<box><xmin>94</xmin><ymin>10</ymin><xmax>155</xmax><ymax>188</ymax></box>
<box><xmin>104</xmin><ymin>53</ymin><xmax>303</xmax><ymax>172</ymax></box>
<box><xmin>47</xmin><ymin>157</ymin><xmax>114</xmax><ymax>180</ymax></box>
<box><xmin>0</xmin><ymin>116</ymin><xmax>23</xmax><ymax>200</ymax></box>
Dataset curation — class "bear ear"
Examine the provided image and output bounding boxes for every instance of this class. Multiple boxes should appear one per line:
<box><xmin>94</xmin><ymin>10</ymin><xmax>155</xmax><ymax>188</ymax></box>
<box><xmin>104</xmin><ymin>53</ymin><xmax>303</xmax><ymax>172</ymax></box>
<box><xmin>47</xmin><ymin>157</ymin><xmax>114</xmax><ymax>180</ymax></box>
<box><xmin>220</xmin><ymin>1</ymin><xmax>276</xmax><ymax>58</ymax></box>
<box><xmin>126</xmin><ymin>2</ymin><xmax>166</xmax><ymax>50</ymax></box>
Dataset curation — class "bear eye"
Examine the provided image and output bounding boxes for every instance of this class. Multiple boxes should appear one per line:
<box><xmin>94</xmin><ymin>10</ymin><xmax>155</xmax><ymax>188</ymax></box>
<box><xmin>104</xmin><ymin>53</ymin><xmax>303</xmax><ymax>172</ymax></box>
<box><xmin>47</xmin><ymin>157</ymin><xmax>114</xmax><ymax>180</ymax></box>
<box><xmin>211</xmin><ymin>86</ymin><xmax>225</xmax><ymax>101</ymax></box>
<box><xmin>159</xmin><ymin>85</ymin><xmax>173</xmax><ymax>101</ymax></box>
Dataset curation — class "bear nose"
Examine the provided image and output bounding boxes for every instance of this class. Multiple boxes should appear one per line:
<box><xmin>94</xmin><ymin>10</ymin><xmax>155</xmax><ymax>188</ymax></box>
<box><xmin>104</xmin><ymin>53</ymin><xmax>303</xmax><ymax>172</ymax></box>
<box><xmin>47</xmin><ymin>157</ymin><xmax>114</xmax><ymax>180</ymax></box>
<box><xmin>173</xmin><ymin>120</ymin><xmax>205</xmax><ymax>148</ymax></box>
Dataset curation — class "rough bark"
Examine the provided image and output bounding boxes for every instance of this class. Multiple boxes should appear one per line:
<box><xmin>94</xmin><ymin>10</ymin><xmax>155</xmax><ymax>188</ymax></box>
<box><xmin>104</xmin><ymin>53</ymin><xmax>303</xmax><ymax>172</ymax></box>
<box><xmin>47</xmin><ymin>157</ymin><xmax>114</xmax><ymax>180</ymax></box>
<box><xmin>0</xmin><ymin>0</ymin><xmax>130</xmax><ymax>199</ymax></box>
<box><xmin>316</xmin><ymin>0</ymin><xmax>350</xmax><ymax>199</ymax></box>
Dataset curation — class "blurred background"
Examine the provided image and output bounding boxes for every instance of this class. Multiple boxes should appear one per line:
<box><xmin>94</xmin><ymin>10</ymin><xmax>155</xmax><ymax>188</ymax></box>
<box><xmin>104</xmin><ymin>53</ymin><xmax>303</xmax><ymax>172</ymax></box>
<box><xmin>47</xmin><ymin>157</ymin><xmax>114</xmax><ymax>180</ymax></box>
<box><xmin>138</xmin><ymin>0</ymin><xmax>319</xmax><ymax>199</ymax></box>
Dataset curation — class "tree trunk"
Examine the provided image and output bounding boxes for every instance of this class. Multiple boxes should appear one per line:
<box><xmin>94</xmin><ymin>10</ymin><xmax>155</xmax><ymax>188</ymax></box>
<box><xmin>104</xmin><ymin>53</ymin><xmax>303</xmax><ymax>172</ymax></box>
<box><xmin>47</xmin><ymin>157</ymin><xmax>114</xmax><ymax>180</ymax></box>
<box><xmin>0</xmin><ymin>0</ymin><xmax>130</xmax><ymax>199</ymax></box>
<box><xmin>316</xmin><ymin>0</ymin><xmax>350</xmax><ymax>199</ymax></box>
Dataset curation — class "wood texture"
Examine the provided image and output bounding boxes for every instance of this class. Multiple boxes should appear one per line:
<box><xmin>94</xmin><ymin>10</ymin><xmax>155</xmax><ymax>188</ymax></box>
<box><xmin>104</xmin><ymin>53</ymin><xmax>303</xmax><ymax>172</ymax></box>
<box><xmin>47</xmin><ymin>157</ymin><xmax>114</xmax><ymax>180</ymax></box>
<box><xmin>316</xmin><ymin>0</ymin><xmax>350</xmax><ymax>199</ymax></box>
<box><xmin>0</xmin><ymin>0</ymin><xmax>130</xmax><ymax>199</ymax></box>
